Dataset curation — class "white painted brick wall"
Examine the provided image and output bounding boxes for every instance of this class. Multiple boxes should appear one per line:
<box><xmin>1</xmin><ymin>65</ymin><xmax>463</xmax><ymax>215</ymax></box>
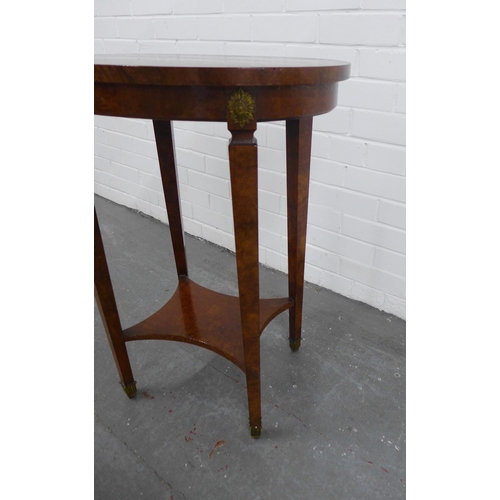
<box><xmin>94</xmin><ymin>0</ymin><xmax>406</xmax><ymax>319</ymax></box>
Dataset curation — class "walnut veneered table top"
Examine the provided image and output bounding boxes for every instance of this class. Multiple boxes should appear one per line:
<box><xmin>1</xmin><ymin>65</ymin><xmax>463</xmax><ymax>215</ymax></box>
<box><xmin>94</xmin><ymin>54</ymin><xmax>350</xmax><ymax>87</ymax></box>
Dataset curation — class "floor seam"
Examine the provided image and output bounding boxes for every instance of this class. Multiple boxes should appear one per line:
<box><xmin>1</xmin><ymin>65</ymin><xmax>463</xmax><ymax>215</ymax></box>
<box><xmin>94</xmin><ymin>411</ymin><xmax>187</xmax><ymax>500</ymax></box>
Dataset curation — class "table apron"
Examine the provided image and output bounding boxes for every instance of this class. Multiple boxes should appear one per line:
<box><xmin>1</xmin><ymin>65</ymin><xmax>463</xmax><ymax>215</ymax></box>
<box><xmin>94</xmin><ymin>83</ymin><xmax>338</xmax><ymax>122</ymax></box>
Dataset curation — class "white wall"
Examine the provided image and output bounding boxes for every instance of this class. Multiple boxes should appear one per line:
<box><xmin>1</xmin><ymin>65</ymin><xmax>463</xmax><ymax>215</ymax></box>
<box><xmin>94</xmin><ymin>0</ymin><xmax>406</xmax><ymax>319</ymax></box>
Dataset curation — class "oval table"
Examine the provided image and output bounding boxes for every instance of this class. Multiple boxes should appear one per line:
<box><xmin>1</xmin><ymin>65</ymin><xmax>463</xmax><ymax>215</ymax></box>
<box><xmin>94</xmin><ymin>55</ymin><xmax>350</xmax><ymax>438</ymax></box>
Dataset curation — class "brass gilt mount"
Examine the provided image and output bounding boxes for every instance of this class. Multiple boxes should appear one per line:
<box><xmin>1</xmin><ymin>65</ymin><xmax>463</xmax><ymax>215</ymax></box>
<box><xmin>250</xmin><ymin>425</ymin><xmax>262</xmax><ymax>439</ymax></box>
<box><xmin>289</xmin><ymin>338</ymin><xmax>301</xmax><ymax>352</ymax></box>
<box><xmin>228</xmin><ymin>88</ymin><xmax>255</xmax><ymax>128</ymax></box>
<box><xmin>121</xmin><ymin>381</ymin><xmax>137</xmax><ymax>398</ymax></box>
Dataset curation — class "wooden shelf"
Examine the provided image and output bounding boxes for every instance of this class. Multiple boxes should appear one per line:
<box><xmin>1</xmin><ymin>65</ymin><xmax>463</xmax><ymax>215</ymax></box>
<box><xmin>122</xmin><ymin>277</ymin><xmax>293</xmax><ymax>371</ymax></box>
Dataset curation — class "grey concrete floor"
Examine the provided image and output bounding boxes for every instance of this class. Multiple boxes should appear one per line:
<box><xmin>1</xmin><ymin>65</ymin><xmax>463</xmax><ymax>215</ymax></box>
<box><xmin>94</xmin><ymin>195</ymin><xmax>406</xmax><ymax>499</ymax></box>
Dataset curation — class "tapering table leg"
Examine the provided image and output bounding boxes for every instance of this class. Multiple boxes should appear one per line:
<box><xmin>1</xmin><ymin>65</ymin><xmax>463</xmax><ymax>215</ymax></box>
<box><xmin>94</xmin><ymin>209</ymin><xmax>137</xmax><ymax>397</ymax></box>
<box><xmin>227</xmin><ymin>108</ymin><xmax>262</xmax><ymax>438</ymax></box>
<box><xmin>286</xmin><ymin>117</ymin><xmax>313</xmax><ymax>352</ymax></box>
<box><xmin>153</xmin><ymin>120</ymin><xmax>188</xmax><ymax>278</ymax></box>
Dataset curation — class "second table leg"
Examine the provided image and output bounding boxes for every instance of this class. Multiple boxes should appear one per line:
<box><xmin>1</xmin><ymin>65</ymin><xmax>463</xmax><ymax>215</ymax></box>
<box><xmin>286</xmin><ymin>116</ymin><xmax>313</xmax><ymax>352</ymax></box>
<box><xmin>94</xmin><ymin>209</ymin><xmax>137</xmax><ymax>397</ymax></box>
<box><xmin>153</xmin><ymin>120</ymin><xmax>189</xmax><ymax>279</ymax></box>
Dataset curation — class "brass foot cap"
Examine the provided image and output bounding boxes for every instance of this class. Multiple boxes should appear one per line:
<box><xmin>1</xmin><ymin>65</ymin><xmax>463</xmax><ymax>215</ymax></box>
<box><xmin>289</xmin><ymin>338</ymin><xmax>301</xmax><ymax>352</ymax></box>
<box><xmin>250</xmin><ymin>425</ymin><xmax>262</xmax><ymax>439</ymax></box>
<box><xmin>121</xmin><ymin>381</ymin><xmax>137</xmax><ymax>398</ymax></box>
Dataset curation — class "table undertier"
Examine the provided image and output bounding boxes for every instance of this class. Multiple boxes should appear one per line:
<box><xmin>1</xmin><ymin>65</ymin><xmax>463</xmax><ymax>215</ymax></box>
<box><xmin>122</xmin><ymin>277</ymin><xmax>293</xmax><ymax>372</ymax></box>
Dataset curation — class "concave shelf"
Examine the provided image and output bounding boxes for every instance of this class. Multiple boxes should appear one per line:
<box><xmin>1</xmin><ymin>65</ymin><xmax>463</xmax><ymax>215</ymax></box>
<box><xmin>122</xmin><ymin>277</ymin><xmax>293</xmax><ymax>371</ymax></box>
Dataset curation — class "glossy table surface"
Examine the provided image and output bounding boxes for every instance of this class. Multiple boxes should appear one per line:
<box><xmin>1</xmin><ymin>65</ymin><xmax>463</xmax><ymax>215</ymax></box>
<box><xmin>94</xmin><ymin>54</ymin><xmax>350</xmax><ymax>86</ymax></box>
